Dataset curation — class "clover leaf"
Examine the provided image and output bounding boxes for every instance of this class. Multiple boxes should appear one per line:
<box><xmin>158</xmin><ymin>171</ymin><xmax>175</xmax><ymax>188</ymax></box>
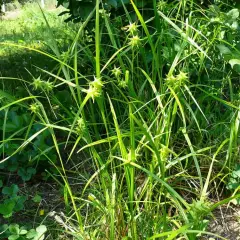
<box><xmin>26</xmin><ymin>225</ymin><xmax>47</xmax><ymax>240</ymax></box>
<box><xmin>0</xmin><ymin>200</ymin><xmax>15</xmax><ymax>218</ymax></box>
<box><xmin>18</xmin><ymin>167</ymin><xmax>36</xmax><ymax>181</ymax></box>
<box><xmin>2</xmin><ymin>184</ymin><xmax>19</xmax><ymax>197</ymax></box>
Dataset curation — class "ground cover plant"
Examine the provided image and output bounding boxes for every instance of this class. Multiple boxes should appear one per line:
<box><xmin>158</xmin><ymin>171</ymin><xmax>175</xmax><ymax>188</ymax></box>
<box><xmin>0</xmin><ymin>0</ymin><xmax>240</xmax><ymax>239</ymax></box>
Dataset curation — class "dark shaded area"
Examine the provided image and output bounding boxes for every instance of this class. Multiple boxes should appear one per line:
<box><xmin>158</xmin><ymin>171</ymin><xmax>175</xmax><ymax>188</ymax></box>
<box><xmin>0</xmin><ymin>48</ymin><xmax>57</xmax><ymax>81</ymax></box>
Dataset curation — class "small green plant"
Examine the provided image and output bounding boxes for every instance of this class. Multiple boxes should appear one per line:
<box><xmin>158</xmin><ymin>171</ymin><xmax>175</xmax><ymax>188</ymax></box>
<box><xmin>227</xmin><ymin>164</ymin><xmax>240</xmax><ymax>204</ymax></box>
<box><xmin>0</xmin><ymin>107</ymin><xmax>57</xmax><ymax>182</ymax></box>
<box><xmin>0</xmin><ymin>184</ymin><xmax>27</xmax><ymax>218</ymax></box>
<box><xmin>0</xmin><ymin>224</ymin><xmax>47</xmax><ymax>240</ymax></box>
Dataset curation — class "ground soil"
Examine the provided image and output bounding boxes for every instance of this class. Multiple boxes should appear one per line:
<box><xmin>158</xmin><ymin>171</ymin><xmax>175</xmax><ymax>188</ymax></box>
<box><xmin>1</xmin><ymin>10</ymin><xmax>21</xmax><ymax>20</ymax></box>
<box><xmin>205</xmin><ymin>205</ymin><xmax>240</xmax><ymax>240</ymax></box>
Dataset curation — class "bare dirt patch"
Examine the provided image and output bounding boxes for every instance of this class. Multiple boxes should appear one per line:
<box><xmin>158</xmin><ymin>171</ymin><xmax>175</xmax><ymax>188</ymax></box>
<box><xmin>204</xmin><ymin>205</ymin><xmax>240</xmax><ymax>240</ymax></box>
<box><xmin>1</xmin><ymin>10</ymin><xmax>22</xmax><ymax>20</ymax></box>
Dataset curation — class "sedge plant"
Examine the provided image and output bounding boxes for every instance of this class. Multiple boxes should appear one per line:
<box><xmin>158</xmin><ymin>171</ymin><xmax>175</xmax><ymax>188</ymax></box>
<box><xmin>0</xmin><ymin>0</ymin><xmax>240</xmax><ymax>239</ymax></box>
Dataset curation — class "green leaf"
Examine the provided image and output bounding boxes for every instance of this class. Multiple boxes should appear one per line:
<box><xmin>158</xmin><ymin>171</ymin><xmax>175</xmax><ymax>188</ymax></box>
<box><xmin>231</xmin><ymin>198</ymin><xmax>240</xmax><ymax>205</ymax></box>
<box><xmin>227</xmin><ymin>178</ymin><xmax>240</xmax><ymax>190</ymax></box>
<box><xmin>217</xmin><ymin>45</ymin><xmax>232</xmax><ymax>60</ymax></box>
<box><xmin>0</xmin><ymin>224</ymin><xmax>9</xmax><ymax>238</ymax></box>
<box><xmin>0</xmin><ymin>180</ymin><xmax>3</xmax><ymax>188</ymax></box>
<box><xmin>107</xmin><ymin>0</ymin><xmax>117</xmax><ymax>8</ymax></box>
<box><xmin>226</xmin><ymin>9</ymin><xmax>239</xmax><ymax>20</ymax></box>
<box><xmin>2</xmin><ymin>111</ymin><xmax>23</xmax><ymax>133</ymax></box>
<box><xmin>8</xmin><ymin>235</ymin><xmax>20</xmax><ymax>240</ymax></box>
<box><xmin>36</xmin><ymin>225</ymin><xmax>47</xmax><ymax>235</ymax></box>
<box><xmin>229</xmin><ymin>59</ymin><xmax>240</xmax><ymax>68</ymax></box>
<box><xmin>18</xmin><ymin>167</ymin><xmax>36</xmax><ymax>181</ymax></box>
<box><xmin>9</xmin><ymin>224</ymin><xmax>20</xmax><ymax>235</ymax></box>
<box><xmin>26</xmin><ymin>229</ymin><xmax>38</xmax><ymax>239</ymax></box>
<box><xmin>2</xmin><ymin>184</ymin><xmax>19</xmax><ymax>197</ymax></box>
<box><xmin>232</xmin><ymin>169</ymin><xmax>240</xmax><ymax>178</ymax></box>
<box><xmin>32</xmin><ymin>194</ymin><xmax>42</xmax><ymax>203</ymax></box>
<box><xmin>0</xmin><ymin>201</ymin><xmax>15</xmax><ymax>217</ymax></box>
<box><xmin>217</xmin><ymin>44</ymin><xmax>232</xmax><ymax>55</ymax></box>
<box><xmin>231</xmin><ymin>21</ymin><xmax>238</xmax><ymax>30</ymax></box>
<box><xmin>6</xmin><ymin>157</ymin><xmax>19</xmax><ymax>172</ymax></box>
<box><xmin>231</xmin><ymin>165</ymin><xmax>240</xmax><ymax>178</ymax></box>
<box><xmin>14</xmin><ymin>195</ymin><xmax>27</xmax><ymax>212</ymax></box>
<box><xmin>35</xmin><ymin>234</ymin><xmax>45</xmax><ymax>240</ymax></box>
<box><xmin>26</xmin><ymin>225</ymin><xmax>47</xmax><ymax>240</ymax></box>
<box><xmin>19</xmin><ymin>227</ymin><xmax>28</xmax><ymax>235</ymax></box>
<box><xmin>11</xmin><ymin>112</ymin><xmax>23</xmax><ymax>129</ymax></box>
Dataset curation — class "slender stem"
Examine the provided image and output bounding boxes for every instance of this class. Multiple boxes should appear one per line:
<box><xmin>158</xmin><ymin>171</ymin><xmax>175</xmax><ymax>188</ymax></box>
<box><xmin>95</xmin><ymin>0</ymin><xmax>101</xmax><ymax>78</ymax></box>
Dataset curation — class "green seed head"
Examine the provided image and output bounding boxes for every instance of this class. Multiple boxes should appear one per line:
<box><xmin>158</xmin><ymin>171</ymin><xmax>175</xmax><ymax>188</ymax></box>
<box><xmin>43</xmin><ymin>81</ymin><xmax>54</xmax><ymax>92</ymax></box>
<box><xmin>160</xmin><ymin>146</ymin><xmax>169</xmax><ymax>162</ymax></box>
<box><xmin>33</xmin><ymin>76</ymin><xmax>44</xmax><ymax>90</ymax></box>
<box><xmin>166</xmin><ymin>71</ymin><xmax>188</xmax><ymax>88</ymax></box>
<box><xmin>90</xmin><ymin>76</ymin><xmax>104</xmax><ymax>90</ymax></box>
<box><xmin>124</xmin><ymin>22</ymin><xmax>138</xmax><ymax>35</ymax></box>
<box><xmin>129</xmin><ymin>35</ymin><xmax>141</xmax><ymax>48</ymax></box>
<box><xmin>118</xmin><ymin>80</ymin><xmax>127</xmax><ymax>88</ymax></box>
<box><xmin>157</xmin><ymin>1</ymin><xmax>167</xmax><ymax>11</ymax></box>
<box><xmin>176</xmin><ymin>71</ymin><xmax>188</xmax><ymax>82</ymax></box>
<box><xmin>75</xmin><ymin>118</ymin><xmax>86</xmax><ymax>136</ymax></box>
<box><xmin>111</xmin><ymin>66</ymin><xmax>122</xmax><ymax>79</ymax></box>
<box><xmin>29</xmin><ymin>103</ymin><xmax>40</xmax><ymax>114</ymax></box>
<box><xmin>82</xmin><ymin>85</ymin><xmax>101</xmax><ymax>102</ymax></box>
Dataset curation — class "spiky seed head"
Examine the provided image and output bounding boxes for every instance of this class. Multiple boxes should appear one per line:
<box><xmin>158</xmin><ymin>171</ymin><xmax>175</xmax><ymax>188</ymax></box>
<box><xmin>176</xmin><ymin>71</ymin><xmax>188</xmax><ymax>82</ymax></box>
<box><xmin>111</xmin><ymin>66</ymin><xmax>122</xmax><ymax>79</ymax></box>
<box><xmin>118</xmin><ymin>80</ymin><xmax>127</xmax><ymax>88</ymax></box>
<box><xmin>125</xmin><ymin>22</ymin><xmax>138</xmax><ymax>35</ymax></box>
<box><xmin>129</xmin><ymin>35</ymin><xmax>141</xmax><ymax>48</ymax></box>
<box><xmin>44</xmin><ymin>81</ymin><xmax>54</xmax><ymax>92</ymax></box>
<box><xmin>82</xmin><ymin>85</ymin><xmax>101</xmax><ymax>102</ymax></box>
<box><xmin>29</xmin><ymin>103</ymin><xmax>40</xmax><ymax>114</ymax></box>
<box><xmin>33</xmin><ymin>76</ymin><xmax>44</xmax><ymax>90</ymax></box>
<box><xmin>90</xmin><ymin>76</ymin><xmax>103</xmax><ymax>90</ymax></box>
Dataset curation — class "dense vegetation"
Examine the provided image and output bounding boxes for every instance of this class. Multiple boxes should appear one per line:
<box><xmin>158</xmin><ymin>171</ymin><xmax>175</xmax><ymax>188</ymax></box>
<box><xmin>0</xmin><ymin>0</ymin><xmax>240</xmax><ymax>239</ymax></box>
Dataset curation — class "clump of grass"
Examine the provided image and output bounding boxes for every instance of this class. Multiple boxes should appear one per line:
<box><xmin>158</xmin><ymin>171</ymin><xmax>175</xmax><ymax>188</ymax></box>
<box><xmin>1</xmin><ymin>0</ymin><xmax>240</xmax><ymax>239</ymax></box>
